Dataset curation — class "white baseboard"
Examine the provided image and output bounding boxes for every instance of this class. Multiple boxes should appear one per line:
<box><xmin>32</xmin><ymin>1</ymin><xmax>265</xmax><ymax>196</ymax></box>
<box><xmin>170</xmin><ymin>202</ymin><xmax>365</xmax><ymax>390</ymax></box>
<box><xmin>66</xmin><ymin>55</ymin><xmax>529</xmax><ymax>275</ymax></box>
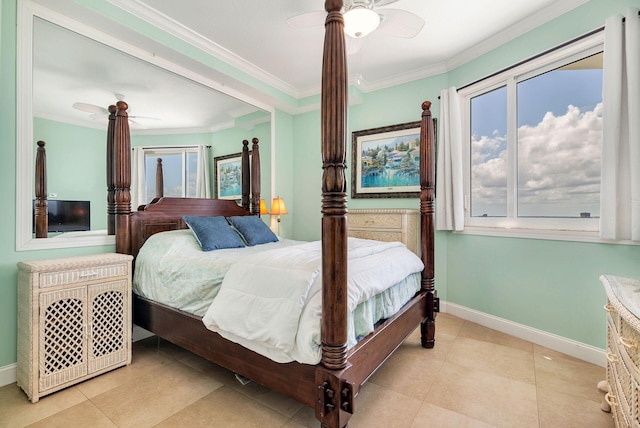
<box><xmin>0</xmin><ymin>363</ymin><xmax>17</xmax><ymax>388</ymax></box>
<box><xmin>1</xmin><ymin>305</ymin><xmax>605</xmax><ymax>388</ymax></box>
<box><xmin>442</xmin><ymin>301</ymin><xmax>606</xmax><ymax>367</ymax></box>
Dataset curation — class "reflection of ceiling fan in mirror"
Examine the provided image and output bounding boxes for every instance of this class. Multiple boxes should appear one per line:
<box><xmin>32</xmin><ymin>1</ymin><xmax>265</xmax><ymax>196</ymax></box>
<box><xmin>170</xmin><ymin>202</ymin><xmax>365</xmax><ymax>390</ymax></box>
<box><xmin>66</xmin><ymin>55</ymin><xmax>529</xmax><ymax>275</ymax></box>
<box><xmin>72</xmin><ymin>93</ymin><xmax>160</xmax><ymax>128</ymax></box>
<box><xmin>287</xmin><ymin>0</ymin><xmax>424</xmax><ymax>53</ymax></box>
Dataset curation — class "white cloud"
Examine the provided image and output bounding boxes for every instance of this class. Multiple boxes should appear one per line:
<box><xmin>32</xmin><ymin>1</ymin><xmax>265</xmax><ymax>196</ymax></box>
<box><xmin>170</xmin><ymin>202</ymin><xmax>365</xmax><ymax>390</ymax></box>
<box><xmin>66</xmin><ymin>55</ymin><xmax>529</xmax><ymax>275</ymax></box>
<box><xmin>471</xmin><ymin>103</ymin><xmax>602</xmax><ymax>217</ymax></box>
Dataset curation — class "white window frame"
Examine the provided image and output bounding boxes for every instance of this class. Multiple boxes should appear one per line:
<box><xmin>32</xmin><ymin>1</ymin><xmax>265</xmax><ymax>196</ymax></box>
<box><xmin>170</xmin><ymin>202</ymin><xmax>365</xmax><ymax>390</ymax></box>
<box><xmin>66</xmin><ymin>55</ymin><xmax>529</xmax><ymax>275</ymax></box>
<box><xmin>141</xmin><ymin>146</ymin><xmax>199</xmax><ymax>199</ymax></box>
<box><xmin>458</xmin><ymin>31</ymin><xmax>605</xmax><ymax>242</ymax></box>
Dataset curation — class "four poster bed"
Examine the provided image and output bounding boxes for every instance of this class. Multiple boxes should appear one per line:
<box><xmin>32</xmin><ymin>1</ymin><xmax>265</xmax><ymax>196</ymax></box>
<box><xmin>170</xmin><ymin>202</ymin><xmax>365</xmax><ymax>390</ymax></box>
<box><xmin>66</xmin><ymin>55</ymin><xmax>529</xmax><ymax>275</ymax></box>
<box><xmin>33</xmin><ymin>1</ymin><xmax>438</xmax><ymax>426</ymax></box>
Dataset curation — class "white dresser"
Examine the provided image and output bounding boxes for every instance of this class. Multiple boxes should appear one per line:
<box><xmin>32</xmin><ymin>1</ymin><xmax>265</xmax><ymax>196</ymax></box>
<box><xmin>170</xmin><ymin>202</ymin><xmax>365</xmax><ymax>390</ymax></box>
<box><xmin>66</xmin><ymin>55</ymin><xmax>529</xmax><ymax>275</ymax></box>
<box><xmin>601</xmin><ymin>274</ymin><xmax>640</xmax><ymax>427</ymax></box>
<box><xmin>17</xmin><ymin>253</ymin><xmax>133</xmax><ymax>403</ymax></box>
<box><xmin>348</xmin><ymin>209</ymin><xmax>420</xmax><ymax>255</ymax></box>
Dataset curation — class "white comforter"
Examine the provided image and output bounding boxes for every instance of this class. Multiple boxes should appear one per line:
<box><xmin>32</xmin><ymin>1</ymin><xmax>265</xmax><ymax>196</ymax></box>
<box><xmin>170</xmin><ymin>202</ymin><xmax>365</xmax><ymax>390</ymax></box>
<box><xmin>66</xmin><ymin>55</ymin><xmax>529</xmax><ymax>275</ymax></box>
<box><xmin>202</xmin><ymin>237</ymin><xmax>423</xmax><ymax>364</ymax></box>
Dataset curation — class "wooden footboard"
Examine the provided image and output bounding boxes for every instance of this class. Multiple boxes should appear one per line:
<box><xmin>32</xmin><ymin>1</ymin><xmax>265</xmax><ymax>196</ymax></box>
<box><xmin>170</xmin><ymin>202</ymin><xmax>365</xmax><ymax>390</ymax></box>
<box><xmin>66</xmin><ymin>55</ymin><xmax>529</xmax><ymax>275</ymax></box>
<box><xmin>133</xmin><ymin>288</ymin><xmax>428</xmax><ymax>415</ymax></box>
<box><xmin>133</xmin><ymin>295</ymin><xmax>318</xmax><ymax>407</ymax></box>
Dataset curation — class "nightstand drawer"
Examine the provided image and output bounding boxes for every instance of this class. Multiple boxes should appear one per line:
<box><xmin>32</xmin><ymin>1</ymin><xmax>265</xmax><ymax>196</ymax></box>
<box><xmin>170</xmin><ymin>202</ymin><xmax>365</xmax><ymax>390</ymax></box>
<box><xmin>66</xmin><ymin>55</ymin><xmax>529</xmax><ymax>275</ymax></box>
<box><xmin>349</xmin><ymin>213</ymin><xmax>403</xmax><ymax>230</ymax></box>
<box><xmin>39</xmin><ymin>263</ymin><xmax>128</xmax><ymax>288</ymax></box>
<box><xmin>349</xmin><ymin>230</ymin><xmax>403</xmax><ymax>243</ymax></box>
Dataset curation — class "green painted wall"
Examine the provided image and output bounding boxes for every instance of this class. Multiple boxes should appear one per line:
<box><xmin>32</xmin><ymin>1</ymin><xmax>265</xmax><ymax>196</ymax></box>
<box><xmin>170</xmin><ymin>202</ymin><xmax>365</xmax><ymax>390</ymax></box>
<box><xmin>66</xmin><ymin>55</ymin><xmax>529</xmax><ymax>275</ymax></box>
<box><xmin>443</xmin><ymin>0</ymin><xmax>640</xmax><ymax>349</ymax></box>
<box><xmin>2</xmin><ymin>0</ymin><xmax>639</xmax><ymax>371</ymax></box>
<box><xmin>34</xmin><ymin>118</ymin><xmax>107</xmax><ymax>230</ymax></box>
<box><xmin>273</xmin><ymin>109</ymin><xmax>295</xmax><ymax>238</ymax></box>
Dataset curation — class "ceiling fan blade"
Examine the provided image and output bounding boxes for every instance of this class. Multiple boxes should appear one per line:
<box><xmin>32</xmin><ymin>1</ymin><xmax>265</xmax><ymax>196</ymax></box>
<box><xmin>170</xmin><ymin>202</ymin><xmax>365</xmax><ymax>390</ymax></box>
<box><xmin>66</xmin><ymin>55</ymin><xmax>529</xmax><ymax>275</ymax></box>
<box><xmin>129</xmin><ymin>115</ymin><xmax>161</xmax><ymax>121</ymax></box>
<box><xmin>128</xmin><ymin>119</ymin><xmax>146</xmax><ymax>129</ymax></box>
<box><xmin>286</xmin><ymin>11</ymin><xmax>326</xmax><ymax>29</ymax></box>
<box><xmin>373</xmin><ymin>0</ymin><xmax>401</xmax><ymax>6</ymax></box>
<box><xmin>72</xmin><ymin>102</ymin><xmax>109</xmax><ymax>115</ymax></box>
<box><xmin>88</xmin><ymin>112</ymin><xmax>108</xmax><ymax>120</ymax></box>
<box><xmin>378</xmin><ymin>9</ymin><xmax>425</xmax><ymax>38</ymax></box>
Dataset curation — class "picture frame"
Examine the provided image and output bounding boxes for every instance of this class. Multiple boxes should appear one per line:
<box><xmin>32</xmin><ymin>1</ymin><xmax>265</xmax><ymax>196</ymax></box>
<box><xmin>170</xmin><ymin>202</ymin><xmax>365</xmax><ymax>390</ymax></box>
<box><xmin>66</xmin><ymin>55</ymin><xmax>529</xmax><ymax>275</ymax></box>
<box><xmin>351</xmin><ymin>120</ymin><xmax>428</xmax><ymax>199</ymax></box>
<box><xmin>214</xmin><ymin>152</ymin><xmax>250</xmax><ymax>200</ymax></box>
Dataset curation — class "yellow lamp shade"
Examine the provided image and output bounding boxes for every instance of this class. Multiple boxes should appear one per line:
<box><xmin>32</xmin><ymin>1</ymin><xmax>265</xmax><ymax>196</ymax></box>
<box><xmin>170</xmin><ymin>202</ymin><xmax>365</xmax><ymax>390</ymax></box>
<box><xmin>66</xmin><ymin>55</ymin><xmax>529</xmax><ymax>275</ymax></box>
<box><xmin>259</xmin><ymin>198</ymin><xmax>269</xmax><ymax>215</ymax></box>
<box><xmin>270</xmin><ymin>197</ymin><xmax>288</xmax><ymax>216</ymax></box>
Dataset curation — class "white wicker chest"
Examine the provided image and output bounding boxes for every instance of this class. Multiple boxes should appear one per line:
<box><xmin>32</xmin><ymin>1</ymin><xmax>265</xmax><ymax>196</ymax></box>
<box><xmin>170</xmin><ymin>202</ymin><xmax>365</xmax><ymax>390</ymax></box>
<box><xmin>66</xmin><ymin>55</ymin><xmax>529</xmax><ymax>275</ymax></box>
<box><xmin>17</xmin><ymin>253</ymin><xmax>133</xmax><ymax>403</ymax></box>
<box><xmin>601</xmin><ymin>274</ymin><xmax>640</xmax><ymax>427</ymax></box>
<box><xmin>347</xmin><ymin>209</ymin><xmax>420</xmax><ymax>255</ymax></box>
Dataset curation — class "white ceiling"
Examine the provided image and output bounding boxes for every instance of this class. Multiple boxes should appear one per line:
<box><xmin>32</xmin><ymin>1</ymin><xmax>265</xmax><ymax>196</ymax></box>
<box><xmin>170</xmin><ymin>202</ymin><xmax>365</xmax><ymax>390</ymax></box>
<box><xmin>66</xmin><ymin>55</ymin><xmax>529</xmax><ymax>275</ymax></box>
<box><xmin>127</xmin><ymin>0</ymin><xmax>588</xmax><ymax>94</ymax></box>
<box><xmin>30</xmin><ymin>0</ymin><xmax>589</xmax><ymax>132</ymax></box>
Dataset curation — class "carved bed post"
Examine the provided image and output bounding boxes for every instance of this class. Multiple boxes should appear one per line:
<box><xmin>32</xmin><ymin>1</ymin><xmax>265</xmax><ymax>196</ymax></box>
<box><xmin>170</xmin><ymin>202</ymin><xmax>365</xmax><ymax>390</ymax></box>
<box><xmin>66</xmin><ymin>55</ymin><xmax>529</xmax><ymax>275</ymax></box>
<box><xmin>34</xmin><ymin>140</ymin><xmax>47</xmax><ymax>238</ymax></box>
<box><xmin>316</xmin><ymin>1</ymin><xmax>350</xmax><ymax>426</ymax></box>
<box><xmin>114</xmin><ymin>101</ymin><xmax>132</xmax><ymax>254</ymax></box>
<box><xmin>250</xmin><ymin>138</ymin><xmax>261</xmax><ymax>216</ymax></box>
<box><xmin>155</xmin><ymin>158</ymin><xmax>164</xmax><ymax>198</ymax></box>
<box><xmin>419</xmin><ymin>101</ymin><xmax>437</xmax><ymax>348</ymax></box>
<box><xmin>107</xmin><ymin>105</ymin><xmax>116</xmax><ymax>235</ymax></box>
<box><xmin>241</xmin><ymin>140</ymin><xmax>250</xmax><ymax>211</ymax></box>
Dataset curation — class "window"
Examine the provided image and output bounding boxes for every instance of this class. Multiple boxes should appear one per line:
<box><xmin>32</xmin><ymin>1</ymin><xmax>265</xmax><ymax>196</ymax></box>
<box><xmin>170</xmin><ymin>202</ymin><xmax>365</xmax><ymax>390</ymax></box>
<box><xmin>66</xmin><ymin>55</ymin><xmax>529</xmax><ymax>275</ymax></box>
<box><xmin>141</xmin><ymin>147</ymin><xmax>199</xmax><ymax>201</ymax></box>
<box><xmin>461</xmin><ymin>33</ymin><xmax>604</xmax><ymax>235</ymax></box>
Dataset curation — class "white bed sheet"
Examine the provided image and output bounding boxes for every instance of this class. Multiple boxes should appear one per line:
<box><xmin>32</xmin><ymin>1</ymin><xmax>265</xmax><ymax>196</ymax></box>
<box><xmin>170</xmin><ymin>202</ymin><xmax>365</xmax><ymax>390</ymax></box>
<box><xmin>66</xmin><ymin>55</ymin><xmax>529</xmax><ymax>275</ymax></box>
<box><xmin>133</xmin><ymin>229</ymin><xmax>422</xmax><ymax>364</ymax></box>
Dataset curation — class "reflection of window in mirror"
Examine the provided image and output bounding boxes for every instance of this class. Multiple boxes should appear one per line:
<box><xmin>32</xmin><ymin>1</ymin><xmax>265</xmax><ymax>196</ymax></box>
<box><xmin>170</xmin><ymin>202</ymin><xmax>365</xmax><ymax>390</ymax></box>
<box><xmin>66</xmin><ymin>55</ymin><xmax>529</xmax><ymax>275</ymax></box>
<box><xmin>132</xmin><ymin>146</ymin><xmax>211</xmax><ymax>208</ymax></box>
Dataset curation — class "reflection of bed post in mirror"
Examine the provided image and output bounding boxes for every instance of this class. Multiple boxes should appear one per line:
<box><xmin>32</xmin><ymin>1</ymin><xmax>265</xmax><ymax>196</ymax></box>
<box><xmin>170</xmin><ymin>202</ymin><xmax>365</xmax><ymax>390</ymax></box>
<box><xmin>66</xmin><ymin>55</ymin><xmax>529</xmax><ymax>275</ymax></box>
<box><xmin>34</xmin><ymin>140</ymin><xmax>47</xmax><ymax>238</ymax></box>
<box><xmin>107</xmin><ymin>105</ymin><xmax>116</xmax><ymax>235</ymax></box>
<box><xmin>241</xmin><ymin>140</ymin><xmax>250</xmax><ymax>212</ymax></box>
<box><xmin>155</xmin><ymin>158</ymin><xmax>164</xmax><ymax>200</ymax></box>
<box><xmin>251</xmin><ymin>138</ymin><xmax>261</xmax><ymax>216</ymax></box>
<box><xmin>114</xmin><ymin>101</ymin><xmax>132</xmax><ymax>255</ymax></box>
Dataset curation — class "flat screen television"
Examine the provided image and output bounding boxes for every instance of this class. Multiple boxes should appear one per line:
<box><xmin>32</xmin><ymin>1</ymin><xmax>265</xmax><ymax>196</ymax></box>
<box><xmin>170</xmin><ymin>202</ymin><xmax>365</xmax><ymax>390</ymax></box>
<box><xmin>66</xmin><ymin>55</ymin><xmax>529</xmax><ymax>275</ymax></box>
<box><xmin>32</xmin><ymin>200</ymin><xmax>91</xmax><ymax>233</ymax></box>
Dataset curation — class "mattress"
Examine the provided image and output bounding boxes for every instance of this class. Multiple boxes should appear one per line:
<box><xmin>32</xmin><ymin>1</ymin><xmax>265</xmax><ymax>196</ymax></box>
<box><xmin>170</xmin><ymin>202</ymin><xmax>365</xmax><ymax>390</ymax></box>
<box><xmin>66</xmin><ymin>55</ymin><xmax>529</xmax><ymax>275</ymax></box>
<box><xmin>133</xmin><ymin>229</ymin><xmax>422</xmax><ymax>364</ymax></box>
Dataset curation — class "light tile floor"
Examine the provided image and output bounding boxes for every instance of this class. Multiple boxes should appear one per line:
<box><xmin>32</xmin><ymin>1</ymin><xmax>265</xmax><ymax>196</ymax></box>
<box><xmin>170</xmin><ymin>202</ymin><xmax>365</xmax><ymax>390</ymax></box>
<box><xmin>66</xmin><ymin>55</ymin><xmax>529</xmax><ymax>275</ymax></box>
<box><xmin>0</xmin><ymin>314</ymin><xmax>615</xmax><ymax>427</ymax></box>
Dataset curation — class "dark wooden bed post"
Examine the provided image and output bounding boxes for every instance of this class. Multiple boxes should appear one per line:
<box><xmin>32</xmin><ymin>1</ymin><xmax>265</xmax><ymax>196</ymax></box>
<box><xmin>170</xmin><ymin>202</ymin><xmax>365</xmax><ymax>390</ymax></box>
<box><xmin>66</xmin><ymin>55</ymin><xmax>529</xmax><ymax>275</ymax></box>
<box><xmin>107</xmin><ymin>105</ymin><xmax>116</xmax><ymax>235</ymax></box>
<box><xmin>250</xmin><ymin>138</ymin><xmax>261</xmax><ymax>216</ymax></box>
<box><xmin>419</xmin><ymin>101</ymin><xmax>437</xmax><ymax>348</ymax></box>
<box><xmin>155</xmin><ymin>158</ymin><xmax>164</xmax><ymax>198</ymax></box>
<box><xmin>34</xmin><ymin>140</ymin><xmax>47</xmax><ymax>238</ymax></box>
<box><xmin>114</xmin><ymin>101</ymin><xmax>132</xmax><ymax>254</ymax></box>
<box><xmin>317</xmin><ymin>1</ymin><xmax>350</xmax><ymax>427</ymax></box>
<box><xmin>241</xmin><ymin>139</ymin><xmax>250</xmax><ymax>211</ymax></box>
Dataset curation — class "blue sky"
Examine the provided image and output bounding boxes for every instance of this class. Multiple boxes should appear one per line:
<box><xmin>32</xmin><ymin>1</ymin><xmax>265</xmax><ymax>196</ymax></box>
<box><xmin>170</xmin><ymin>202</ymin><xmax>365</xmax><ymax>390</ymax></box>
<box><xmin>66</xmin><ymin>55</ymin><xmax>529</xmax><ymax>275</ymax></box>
<box><xmin>471</xmin><ymin>68</ymin><xmax>603</xmax><ymax>138</ymax></box>
<box><xmin>469</xmin><ymin>65</ymin><xmax>603</xmax><ymax>218</ymax></box>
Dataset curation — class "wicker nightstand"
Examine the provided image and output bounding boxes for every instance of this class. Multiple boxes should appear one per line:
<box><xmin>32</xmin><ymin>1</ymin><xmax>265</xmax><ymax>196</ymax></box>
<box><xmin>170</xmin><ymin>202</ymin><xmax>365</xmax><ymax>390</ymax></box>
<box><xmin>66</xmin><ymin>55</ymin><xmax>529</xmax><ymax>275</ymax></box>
<box><xmin>348</xmin><ymin>209</ymin><xmax>420</xmax><ymax>255</ymax></box>
<box><xmin>17</xmin><ymin>253</ymin><xmax>133</xmax><ymax>403</ymax></box>
<box><xmin>601</xmin><ymin>274</ymin><xmax>640</xmax><ymax>427</ymax></box>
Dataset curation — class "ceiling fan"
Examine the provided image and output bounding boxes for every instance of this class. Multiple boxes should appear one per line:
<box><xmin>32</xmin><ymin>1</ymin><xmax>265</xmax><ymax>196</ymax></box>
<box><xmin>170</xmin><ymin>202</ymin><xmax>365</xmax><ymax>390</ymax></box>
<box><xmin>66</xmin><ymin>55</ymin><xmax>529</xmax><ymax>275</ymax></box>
<box><xmin>72</xmin><ymin>93</ymin><xmax>160</xmax><ymax>128</ymax></box>
<box><xmin>287</xmin><ymin>0</ymin><xmax>424</xmax><ymax>42</ymax></box>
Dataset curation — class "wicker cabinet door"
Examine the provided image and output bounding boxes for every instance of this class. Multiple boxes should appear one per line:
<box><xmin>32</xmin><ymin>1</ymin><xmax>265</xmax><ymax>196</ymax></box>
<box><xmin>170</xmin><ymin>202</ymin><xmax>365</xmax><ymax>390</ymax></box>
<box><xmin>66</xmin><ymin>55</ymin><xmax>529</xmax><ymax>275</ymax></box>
<box><xmin>38</xmin><ymin>286</ymin><xmax>88</xmax><ymax>392</ymax></box>
<box><xmin>87</xmin><ymin>280</ymin><xmax>129</xmax><ymax>373</ymax></box>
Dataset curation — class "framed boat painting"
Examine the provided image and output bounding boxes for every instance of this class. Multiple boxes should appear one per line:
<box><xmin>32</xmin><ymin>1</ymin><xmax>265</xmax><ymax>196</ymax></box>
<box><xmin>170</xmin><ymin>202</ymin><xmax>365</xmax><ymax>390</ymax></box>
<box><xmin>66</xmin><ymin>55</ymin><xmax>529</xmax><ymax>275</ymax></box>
<box><xmin>351</xmin><ymin>120</ymin><xmax>429</xmax><ymax>198</ymax></box>
<box><xmin>214</xmin><ymin>152</ymin><xmax>250</xmax><ymax>200</ymax></box>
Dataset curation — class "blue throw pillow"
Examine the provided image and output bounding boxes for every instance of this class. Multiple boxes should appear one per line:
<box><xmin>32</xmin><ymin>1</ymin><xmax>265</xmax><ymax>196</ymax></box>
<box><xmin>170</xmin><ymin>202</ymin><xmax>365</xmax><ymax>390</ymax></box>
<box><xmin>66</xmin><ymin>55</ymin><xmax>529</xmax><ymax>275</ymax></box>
<box><xmin>227</xmin><ymin>215</ymin><xmax>278</xmax><ymax>246</ymax></box>
<box><xmin>182</xmin><ymin>216</ymin><xmax>245</xmax><ymax>251</ymax></box>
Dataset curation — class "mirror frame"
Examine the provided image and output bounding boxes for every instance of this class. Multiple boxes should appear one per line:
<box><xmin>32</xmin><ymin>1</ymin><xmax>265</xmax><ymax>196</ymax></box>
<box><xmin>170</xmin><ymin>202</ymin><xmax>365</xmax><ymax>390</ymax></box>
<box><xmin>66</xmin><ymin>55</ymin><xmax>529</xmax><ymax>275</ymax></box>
<box><xmin>16</xmin><ymin>0</ymin><xmax>276</xmax><ymax>251</ymax></box>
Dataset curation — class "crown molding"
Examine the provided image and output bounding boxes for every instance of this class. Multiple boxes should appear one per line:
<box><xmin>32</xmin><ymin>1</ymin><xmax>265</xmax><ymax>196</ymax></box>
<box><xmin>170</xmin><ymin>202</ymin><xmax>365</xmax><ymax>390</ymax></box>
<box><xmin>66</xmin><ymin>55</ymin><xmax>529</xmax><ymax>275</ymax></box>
<box><xmin>445</xmin><ymin>0</ymin><xmax>589</xmax><ymax>71</ymax></box>
<box><xmin>107</xmin><ymin>0</ymin><xmax>301</xmax><ymax>100</ymax></box>
<box><xmin>108</xmin><ymin>0</ymin><xmax>590</xmax><ymax>113</ymax></box>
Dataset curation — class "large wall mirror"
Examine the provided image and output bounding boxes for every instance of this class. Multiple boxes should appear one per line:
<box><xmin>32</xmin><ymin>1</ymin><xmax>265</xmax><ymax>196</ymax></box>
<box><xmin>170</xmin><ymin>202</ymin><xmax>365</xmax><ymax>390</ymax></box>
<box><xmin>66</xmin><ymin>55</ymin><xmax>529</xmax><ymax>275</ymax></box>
<box><xmin>16</xmin><ymin>1</ymin><xmax>274</xmax><ymax>251</ymax></box>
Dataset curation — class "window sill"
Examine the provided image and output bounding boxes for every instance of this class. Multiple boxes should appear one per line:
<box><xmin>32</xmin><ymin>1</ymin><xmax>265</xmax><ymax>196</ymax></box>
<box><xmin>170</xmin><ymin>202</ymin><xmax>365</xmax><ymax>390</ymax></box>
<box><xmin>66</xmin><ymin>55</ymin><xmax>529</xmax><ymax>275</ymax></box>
<box><xmin>455</xmin><ymin>226</ymin><xmax>640</xmax><ymax>246</ymax></box>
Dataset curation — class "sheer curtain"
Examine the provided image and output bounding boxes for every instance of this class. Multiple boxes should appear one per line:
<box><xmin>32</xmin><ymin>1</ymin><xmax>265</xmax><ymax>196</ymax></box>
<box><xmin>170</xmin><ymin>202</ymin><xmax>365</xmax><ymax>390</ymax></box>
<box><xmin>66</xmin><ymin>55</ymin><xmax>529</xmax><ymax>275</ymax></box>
<box><xmin>130</xmin><ymin>146</ymin><xmax>146</xmax><ymax>209</ymax></box>
<box><xmin>196</xmin><ymin>145</ymin><xmax>212</xmax><ymax>198</ymax></box>
<box><xmin>435</xmin><ymin>87</ymin><xmax>465</xmax><ymax>231</ymax></box>
<box><xmin>600</xmin><ymin>8</ymin><xmax>640</xmax><ymax>241</ymax></box>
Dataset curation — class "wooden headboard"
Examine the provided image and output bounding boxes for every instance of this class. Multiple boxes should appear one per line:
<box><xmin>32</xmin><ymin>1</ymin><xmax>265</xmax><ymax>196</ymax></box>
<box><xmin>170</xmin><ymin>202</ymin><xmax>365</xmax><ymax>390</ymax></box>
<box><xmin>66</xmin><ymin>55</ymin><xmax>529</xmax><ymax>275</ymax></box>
<box><xmin>128</xmin><ymin>197</ymin><xmax>252</xmax><ymax>258</ymax></box>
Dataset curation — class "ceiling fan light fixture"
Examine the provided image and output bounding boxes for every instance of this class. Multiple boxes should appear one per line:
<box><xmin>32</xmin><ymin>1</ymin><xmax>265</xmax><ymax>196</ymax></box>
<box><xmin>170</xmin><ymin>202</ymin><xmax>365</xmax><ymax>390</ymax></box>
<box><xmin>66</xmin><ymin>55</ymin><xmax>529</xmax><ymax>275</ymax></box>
<box><xmin>343</xmin><ymin>7</ymin><xmax>380</xmax><ymax>38</ymax></box>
